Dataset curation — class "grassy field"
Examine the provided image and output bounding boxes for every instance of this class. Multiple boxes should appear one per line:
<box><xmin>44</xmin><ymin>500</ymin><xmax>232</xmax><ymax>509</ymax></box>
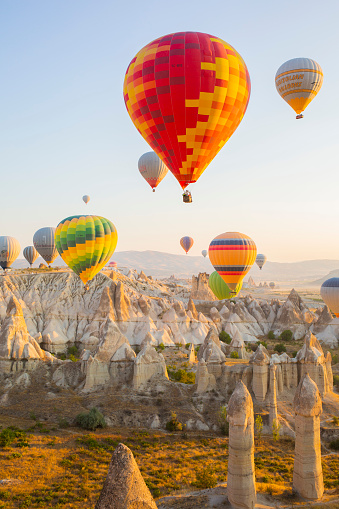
<box><xmin>0</xmin><ymin>423</ymin><xmax>339</xmax><ymax>509</ymax></box>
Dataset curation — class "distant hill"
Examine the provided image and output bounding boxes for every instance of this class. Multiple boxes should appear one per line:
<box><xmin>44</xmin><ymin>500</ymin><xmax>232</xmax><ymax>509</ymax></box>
<box><xmin>310</xmin><ymin>269</ymin><xmax>339</xmax><ymax>286</ymax></box>
<box><xmin>11</xmin><ymin>251</ymin><xmax>339</xmax><ymax>282</ymax></box>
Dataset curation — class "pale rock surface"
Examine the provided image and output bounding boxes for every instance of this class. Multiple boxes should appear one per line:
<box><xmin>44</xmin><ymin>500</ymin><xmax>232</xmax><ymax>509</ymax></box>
<box><xmin>269</xmin><ymin>364</ymin><xmax>278</xmax><ymax>429</ymax></box>
<box><xmin>197</xmin><ymin>328</ymin><xmax>226</xmax><ymax>378</ymax></box>
<box><xmin>195</xmin><ymin>359</ymin><xmax>216</xmax><ymax>393</ymax></box>
<box><xmin>296</xmin><ymin>332</ymin><xmax>331</xmax><ymax>396</ymax></box>
<box><xmin>132</xmin><ymin>344</ymin><xmax>168</xmax><ymax>389</ymax></box>
<box><xmin>95</xmin><ymin>443</ymin><xmax>157</xmax><ymax>509</ymax></box>
<box><xmin>186</xmin><ymin>298</ymin><xmax>198</xmax><ymax>320</ymax></box>
<box><xmin>227</xmin><ymin>381</ymin><xmax>256</xmax><ymax>509</ymax></box>
<box><xmin>187</xmin><ymin>343</ymin><xmax>196</xmax><ymax>364</ymax></box>
<box><xmin>190</xmin><ymin>272</ymin><xmax>215</xmax><ymax>300</ymax></box>
<box><xmin>272</xmin><ymin>289</ymin><xmax>316</xmax><ymax>340</ymax></box>
<box><xmin>293</xmin><ymin>374</ymin><xmax>324</xmax><ymax>500</ymax></box>
<box><xmin>229</xmin><ymin>329</ymin><xmax>247</xmax><ymax>359</ymax></box>
<box><xmin>250</xmin><ymin>344</ymin><xmax>270</xmax><ymax>402</ymax></box>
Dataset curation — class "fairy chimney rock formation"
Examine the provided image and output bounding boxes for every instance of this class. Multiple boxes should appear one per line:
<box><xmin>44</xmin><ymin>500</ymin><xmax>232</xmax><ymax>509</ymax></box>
<box><xmin>190</xmin><ymin>272</ymin><xmax>215</xmax><ymax>300</ymax></box>
<box><xmin>293</xmin><ymin>374</ymin><xmax>324</xmax><ymax>500</ymax></box>
<box><xmin>269</xmin><ymin>364</ymin><xmax>278</xmax><ymax>429</ymax></box>
<box><xmin>95</xmin><ymin>443</ymin><xmax>157</xmax><ymax>509</ymax></box>
<box><xmin>195</xmin><ymin>359</ymin><xmax>216</xmax><ymax>393</ymax></box>
<box><xmin>132</xmin><ymin>344</ymin><xmax>168</xmax><ymax>389</ymax></box>
<box><xmin>250</xmin><ymin>344</ymin><xmax>270</xmax><ymax>402</ymax></box>
<box><xmin>188</xmin><ymin>343</ymin><xmax>196</xmax><ymax>364</ymax></box>
<box><xmin>227</xmin><ymin>381</ymin><xmax>256</xmax><ymax>509</ymax></box>
<box><xmin>296</xmin><ymin>332</ymin><xmax>331</xmax><ymax>396</ymax></box>
<box><xmin>187</xmin><ymin>298</ymin><xmax>198</xmax><ymax>319</ymax></box>
<box><xmin>230</xmin><ymin>329</ymin><xmax>247</xmax><ymax>359</ymax></box>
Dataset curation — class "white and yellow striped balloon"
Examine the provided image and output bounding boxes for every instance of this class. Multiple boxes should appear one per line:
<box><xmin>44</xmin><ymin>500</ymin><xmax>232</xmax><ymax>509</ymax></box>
<box><xmin>275</xmin><ymin>58</ymin><xmax>323</xmax><ymax>117</ymax></box>
<box><xmin>0</xmin><ymin>236</ymin><xmax>21</xmax><ymax>269</ymax></box>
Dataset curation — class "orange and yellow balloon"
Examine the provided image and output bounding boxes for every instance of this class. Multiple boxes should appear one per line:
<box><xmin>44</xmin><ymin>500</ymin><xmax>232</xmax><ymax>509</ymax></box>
<box><xmin>124</xmin><ymin>32</ymin><xmax>251</xmax><ymax>190</ymax></box>
<box><xmin>55</xmin><ymin>215</ymin><xmax>118</xmax><ymax>285</ymax></box>
<box><xmin>208</xmin><ymin>232</ymin><xmax>257</xmax><ymax>291</ymax></box>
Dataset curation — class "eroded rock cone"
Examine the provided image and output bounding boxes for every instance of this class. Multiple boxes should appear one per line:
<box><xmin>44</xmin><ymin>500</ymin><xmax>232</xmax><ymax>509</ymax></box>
<box><xmin>95</xmin><ymin>443</ymin><xmax>157</xmax><ymax>509</ymax></box>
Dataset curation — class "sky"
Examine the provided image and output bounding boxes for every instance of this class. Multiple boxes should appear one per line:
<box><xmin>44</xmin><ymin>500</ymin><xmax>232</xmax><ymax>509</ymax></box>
<box><xmin>1</xmin><ymin>0</ymin><xmax>338</xmax><ymax>262</ymax></box>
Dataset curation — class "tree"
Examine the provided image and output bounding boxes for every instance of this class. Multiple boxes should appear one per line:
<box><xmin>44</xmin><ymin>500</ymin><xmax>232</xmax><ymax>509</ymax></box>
<box><xmin>217</xmin><ymin>406</ymin><xmax>229</xmax><ymax>436</ymax></box>
<box><xmin>219</xmin><ymin>331</ymin><xmax>231</xmax><ymax>344</ymax></box>
<box><xmin>267</xmin><ymin>331</ymin><xmax>275</xmax><ymax>340</ymax></box>
<box><xmin>230</xmin><ymin>351</ymin><xmax>239</xmax><ymax>359</ymax></box>
<box><xmin>274</xmin><ymin>343</ymin><xmax>286</xmax><ymax>353</ymax></box>
<box><xmin>272</xmin><ymin>419</ymin><xmax>281</xmax><ymax>441</ymax></box>
<box><xmin>255</xmin><ymin>415</ymin><xmax>263</xmax><ymax>439</ymax></box>
<box><xmin>280</xmin><ymin>330</ymin><xmax>293</xmax><ymax>342</ymax></box>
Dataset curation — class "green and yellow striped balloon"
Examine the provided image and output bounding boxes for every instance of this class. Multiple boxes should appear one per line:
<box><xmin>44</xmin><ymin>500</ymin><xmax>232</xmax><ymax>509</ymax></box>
<box><xmin>55</xmin><ymin>215</ymin><xmax>118</xmax><ymax>285</ymax></box>
<box><xmin>208</xmin><ymin>271</ymin><xmax>242</xmax><ymax>300</ymax></box>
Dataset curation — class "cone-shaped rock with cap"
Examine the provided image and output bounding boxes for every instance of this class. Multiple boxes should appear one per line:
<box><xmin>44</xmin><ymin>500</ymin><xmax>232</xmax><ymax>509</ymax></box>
<box><xmin>95</xmin><ymin>443</ymin><xmax>157</xmax><ymax>509</ymax></box>
<box><xmin>227</xmin><ymin>381</ymin><xmax>256</xmax><ymax>509</ymax></box>
<box><xmin>293</xmin><ymin>374</ymin><xmax>324</xmax><ymax>500</ymax></box>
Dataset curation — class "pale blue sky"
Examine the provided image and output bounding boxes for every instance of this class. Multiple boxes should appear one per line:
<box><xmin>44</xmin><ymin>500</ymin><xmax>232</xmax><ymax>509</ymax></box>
<box><xmin>1</xmin><ymin>0</ymin><xmax>338</xmax><ymax>262</ymax></box>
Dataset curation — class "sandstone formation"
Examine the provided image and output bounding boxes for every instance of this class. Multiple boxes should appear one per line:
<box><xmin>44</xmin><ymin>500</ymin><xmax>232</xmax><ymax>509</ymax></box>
<box><xmin>227</xmin><ymin>381</ymin><xmax>256</xmax><ymax>509</ymax></box>
<box><xmin>272</xmin><ymin>288</ymin><xmax>316</xmax><ymax>340</ymax></box>
<box><xmin>250</xmin><ymin>344</ymin><xmax>270</xmax><ymax>403</ymax></box>
<box><xmin>229</xmin><ymin>329</ymin><xmax>247</xmax><ymax>359</ymax></box>
<box><xmin>133</xmin><ymin>344</ymin><xmax>168</xmax><ymax>390</ymax></box>
<box><xmin>269</xmin><ymin>364</ymin><xmax>278</xmax><ymax>429</ymax></box>
<box><xmin>296</xmin><ymin>332</ymin><xmax>332</xmax><ymax>396</ymax></box>
<box><xmin>188</xmin><ymin>343</ymin><xmax>196</xmax><ymax>363</ymax></box>
<box><xmin>190</xmin><ymin>272</ymin><xmax>215</xmax><ymax>300</ymax></box>
<box><xmin>293</xmin><ymin>374</ymin><xmax>324</xmax><ymax>500</ymax></box>
<box><xmin>95</xmin><ymin>443</ymin><xmax>157</xmax><ymax>509</ymax></box>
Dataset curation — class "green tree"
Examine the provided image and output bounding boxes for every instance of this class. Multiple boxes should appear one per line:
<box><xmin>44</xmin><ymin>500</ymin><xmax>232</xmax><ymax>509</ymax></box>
<box><xmin>219</xmin><ymin>331</ymin><xmax>231</xmax><ymax>344</ymax></box>
<box><xmin>166</xmin><ymin>411</ymin><xmax>183</xmax><ymax>432</ymax></box>
<box><xmin>274</xmin><ymin>343</ymin><xmax>286</xmax><ymax>353</ymax></box>
<box><xmin>230</xmin><ymin>351</ymin><xmax>239</xmax><ymax>359</ymax></box>
<box><xmin>272</xmin><ymin>419</ymin><xmax>281</xmax><ymax>441</ymax></box>
<box><xmin>267</xmin><ymin>331</ymin><xmax>275</xmax><ymax>340</ymax></box>
<box><xmin>255</xmin><ymin>415</ymin><xmax>263</xmax><ymax>439</ymax></box>
<box><xmin>280</xmin><ymin>330</ymin><xmax>293</xmax><ymax>342</ymax></box>
<box><xmin>217</xmin><ymin>406</ymin><xmax>229</xmax><ymax>436</ymax></box>
<box><xmin>75</xmin><ymin>408</ymin><xmax>106</xmax><ymax>431</ymax></box>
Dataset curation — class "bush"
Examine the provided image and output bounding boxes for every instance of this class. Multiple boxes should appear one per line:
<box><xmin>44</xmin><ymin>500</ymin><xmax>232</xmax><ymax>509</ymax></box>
<box><xmin>158</xmin><ymin>342</ymin><xmax>165</xmax><ymax>351</ymax></box>
<box><xmin>280</xmin><ymin>330</ymin><xmax>293</xmax><ymax>342</ymax></box>
<box><xmin>292</xmin><ymin>351</ymin><xmax>298</xmax><ymax>358</ymax></box>
<box><xmin>185</xmin><ymin>343</ymin><xmax>191</xmax><ymax>349</ymax></box>
<box><xmin>166</xmin><ymin>411</ymin><xmax>182</xmax><ymax>432</ymax></box>
<box><xmin>219</xmin><ymin>331</ymin><xmax>231</xmax><ymax>344</ymax></box>
<box><xmin>329</xmin><ymin>438</ymin><xmax>339</xmax><ymax>450</ymax></box>
<box><xmin>194</xmin><ymin>467</ymin><xmax>217</xmax><ymax>489</ymax></box>
<box><xmin>274</xmin><ymin>343</ymin><xmax>286</xmax><ymax>353</ymax></box>
<box><xmin>332</xmin><ymin>354</ymin><xmax>338</xmax><ymax>365</ymax></box>
<box><xmin>267</xmin><ymin>331</ymin><xmax>275</xmax><ymax>340</ymax></box>
<box><xmin>272</xmin><ymin>419</ymin><xmax>281</xmax><ymax>441</ymax></box>
<box><xmin>0</xmin><ymin>427</ymin><xmax>29</xmax><ymax>448</ymax></box>
<box><xmin>258</xmin><ymin>341</ymin><xmax>268</xmax><ymax>349</ymax></box>
<box><xmin>168</xmin><ymin>368</ymin><xmax>195</xmax><ymax>384</ymax></box>
<box><xmin>75</xmin><ymin>408</ymin><xmax>106</xmax><ymax>431</ymax></box>
<box><xmin>217</xmin><ymin>406</ymin><xmax>229</xmax><ymax>436</ymax></box>
<box><xmin>230</xmin><ymin>351</ymin><xmax>239</xmax><ymax>359</ymax></box>
<box><xmin>67</xmin><ymin>345</ymin><xmax>78</xmax><ymax>356</ymax></box>
<box><xmin>333</xmin><ymin>375</ymin><xmax>339</xmax><ymax>388</ymax></box>
<box><xmin>255</xmin><ymin>415</ymin><xmax>263</xmax><ymax>439</ymax></box>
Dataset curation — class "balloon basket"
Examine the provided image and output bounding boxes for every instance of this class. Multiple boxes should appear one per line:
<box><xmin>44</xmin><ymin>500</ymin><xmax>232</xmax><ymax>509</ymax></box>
<box><xmin>183</xmin><ymin>195</ymin><xmax>192</xmax><ymax>203</ymax></box>
<box><xmin>296</xmin><ymin>114</ymin><xmax>303</xmax><ymax>119</ymax></box>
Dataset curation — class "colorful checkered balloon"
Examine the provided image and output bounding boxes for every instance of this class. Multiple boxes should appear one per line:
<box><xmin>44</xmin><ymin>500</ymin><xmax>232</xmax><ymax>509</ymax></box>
<box><xmin>123</xmin><ymin>32</ymin><xmax>251</xmax><ymax>189</ymax></box>
<box><xmin>55</xmin><ymin>215</ymin><xmax>118</xmax><ymax>285</ymax></box>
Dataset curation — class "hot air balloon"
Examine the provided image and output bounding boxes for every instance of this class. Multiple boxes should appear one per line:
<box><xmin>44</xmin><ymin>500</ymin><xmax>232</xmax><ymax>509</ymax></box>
<box><xmin>33</xmin><ymin>227</ymin><xmax>58</xmax><ymax>266</ymax></box>
<box><xmin>108</xmin><ymin>261</ymin><xmax>117</xmax><ymax>268</ymax></box>
<box><xmin>82</xmin><ymin>195</ymin><xmax>90</xmax><ymax>204</ymax></box>
<box><xmin>275</xmin><ymin>58</ymin><xmax>323</xmax><ymax>119</ymax></box>
<box><xmin>23</xmin><ymin>246</ymin><xmax>38</xmax><ymax>267</ymax></box>
<box><xmin>0</xmin><ymin>236</ymin><xmax>21</xmax><ymax>269</ymax></box>
<box><xmin>269</xmin><ymin>282</ymin><xmax>275</xmax><ymax>289</ymax></box>
<box><xmin>55</xmin><ymin>215</ymin><xmax>118</xmax><ymax>285</ymax></box>
<box><xmin>138</xmin><ymin>152</ymin><xmax>168</xmax><ymax>192</ymax></box>
<box><xmin>209</xmin><ymin>271</ymin><xmax>242</xmax><ymax>300</ymax></box>
<box><xmin>124</xmin><ymin>32</ymin><xmax>251</xmax><ymax>193</ymax></box>
<box><xmin>209</xmin><ymin>232</ymin><xmax>257</xmax><ymax>292</ymax></box>
<box><xmin>256</xmin><ymin>254</ymin><xmax>267</xmax><ymax>270</ymax></box>
<box><xmin>320</xmin><ymin>278</ymin><xmax>339</xmax><ymax>317</ymax></box>
<box><xmin>202</xmin><ymin>250</ymin><xmax>208</xmax><ymax>258</ymax></box>
<box><xmin>180</xmin><ymin>236</ymin><xmax>194</xmax><ymax>254</ymax></box>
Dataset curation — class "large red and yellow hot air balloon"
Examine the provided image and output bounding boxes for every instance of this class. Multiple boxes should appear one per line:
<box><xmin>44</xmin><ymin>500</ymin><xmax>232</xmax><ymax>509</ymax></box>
<box><xmin>123</xmin><ymin>32</ymin><xmax>251</xmax><ymax>190</ymax></box>
<box><xmin>209</xmin><ymin>232</ymin><xmax>257</xmax><ymax>292</ymax></box>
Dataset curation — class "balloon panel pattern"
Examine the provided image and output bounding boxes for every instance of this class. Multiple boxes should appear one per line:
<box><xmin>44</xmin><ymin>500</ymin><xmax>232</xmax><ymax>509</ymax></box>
<box><xmin>23</xmin><ymin>246</ymin><xmax>38</xmax><ymax>265</ymax></box>
<box><xmin>138</xmin><ymin>152</ymin><xmax>168</xmax><ymax>190</ymax></box>
<box><xmin>209</xmin><ymin>232</ymin><xmax>257</xmax><ymax>290</ymax></box>
<box><xmin>33</xmin><ymin>227</ymin><xmax>58</xmax><ymax>264</ymax></box>
<box><xmin>180</xmin><ymin>236</ymin><xmax>194</xmax><ymax>254</ymax></box>
<box><xmin>55</xmin><ymin>215</ymin><xmax>118</xmax><ymax>285</ymax></box>
<box><xmin>209</xmin><ymin>270</ymin><xmax>241</xmax><ymax>300</ymax></box>
<box><xmin>0</xmin><ymin>236</ymin><xmax>21</xmax><ymax>269</ymax></box>
<box><xmin>321</xmin><ymin>278</ymin><xmax>339</xmax><ymax>317</ymax></box>
<box><xmin>124</xmin><ymin>32</ymin><xmax>251</xmax><ymax>189</ymax></box>
<box><xmin>275</xmin><ymin>58</ymin><xmax>323</xmax><ymax>114</ymax></box>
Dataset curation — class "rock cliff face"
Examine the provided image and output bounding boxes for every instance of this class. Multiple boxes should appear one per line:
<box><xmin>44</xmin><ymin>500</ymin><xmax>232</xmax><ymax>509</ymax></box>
<box><xmin>190</xmin><ymin>272</ymin><xmax>215</xmax><ymax>300</ymax></box>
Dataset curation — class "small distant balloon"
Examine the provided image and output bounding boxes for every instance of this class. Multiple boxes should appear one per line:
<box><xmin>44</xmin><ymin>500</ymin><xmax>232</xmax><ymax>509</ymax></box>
<box><xmin>33</xmin><ymin>227</ymin><xmax>58</xmax><ymax>266</ymax></box>
<box><xmin>201</xmin><ymin>250</ymin><xmax>208</xmax><ymax>258</ymax></box>
<box><xmin>269</xmin><ymin>282</ymin><xmax>275</xmax><ymax>289</ymax></box>
<box><xmin>109</xmin><ymin>261</ymin><xmax>117</xmax><ymax>268</ymax></box>
<box><xmin>320</xmin><ymin>278</ymin><xmax>339</xmax><ymax>317</ymax></box>
<box><xmin>275</xmin><ymin>58</ymin><xmax>323</xmax><ymax>119</ymax></box>
<box><xmin>256</xmin><ymin>254</ymin><xmax>267</xmax><ymax>270</ymax></box>
<box><xmin>180</xmin><ymin>236</ymin><xmax>194</xmax><ymax>255</ymax></box>
<box><xmin>82</xmin><ymin>195</ymin><xmax>90</xmax><ymax>204</ymax></box>
<box><xmin>138</xmin><ymin>152</ymin><xmax>168</xmax><ymax>192</ymax></box>
<box><xmin>0</xmin><ymin>236</ymin><xmax>21</xmax><ymax>269</ymax></box>
<box><xmin>23</xmin><ymin>246</ymin><xmax>38</xmax><ymax>267</ymax></box>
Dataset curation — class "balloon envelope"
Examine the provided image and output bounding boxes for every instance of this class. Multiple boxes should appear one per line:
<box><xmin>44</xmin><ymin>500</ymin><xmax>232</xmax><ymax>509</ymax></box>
<box><xmin>33</xmin><ymin>227</ymin><xmax>58</xmax><ymax>265</ymax></box>
<box><xmin>209</xmin><ymin>232</ymin><xmax>257</xmax><ymax>291</ymax></box>
<box><xmin>269</xmin><ymin>282</ymin><xmax>275</xmax><ymax>289</ymax></box>
<box><xmin>201</xmin><ymin>250</ymin><xmax>208</xmax><ymax>258</ymax></box>
<box><xmin>82</xmin><ymin>195</ymin><xmax>90</xmax><ymax>204</ymax></box>
<box><xmin>138</xmin><ymin>152</ymin><xmax>168</xmax><ymax>191</ymax></box>
<box><xmin>0</xmin><ymin>236</ymin><xmax>20</xmax><ymax>269</ymax></box>
<box><xmin>55</xmin><ymin>215</ymin><xmax>118</xmax><ymax>285</ymax></box>
<box><xmin>180</xmin><ymin>236</ymin><xmax>194</xmax><ymax>254</ymax></box>
<box><xmin>320</xmin><ymin>278</ymin><xmax>339</xmax><ymax>317</ymax></box>
<box><xmin>209</xmin><ymin>271</ymin><xmax>242</xmax><ymax>300</ymax></box>
<box><xmin>256</xmin><ymin>254</ymin><xmax>267</xmax><ymax>270</ymax></box>
<box><xmin>124</xmin><ymin>32</ymin><xmax>251</xmax><ymax>189</ymax></box>
<box><xmin>23</xmin><ymin>246</ymin><xmax>38</xmax><ymax>266</ymax></box>
<box><xmin>275</xmin><ymin>58</ymin><xmax>323</xmax><ymax>116</ymax></box>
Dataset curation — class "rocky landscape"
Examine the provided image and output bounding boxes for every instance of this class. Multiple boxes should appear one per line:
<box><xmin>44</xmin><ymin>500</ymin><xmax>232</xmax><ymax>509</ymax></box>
<box><xmin>0</xmin><ymin>269</ymin><xmax>338</xmax><ymax>508</ymax></box>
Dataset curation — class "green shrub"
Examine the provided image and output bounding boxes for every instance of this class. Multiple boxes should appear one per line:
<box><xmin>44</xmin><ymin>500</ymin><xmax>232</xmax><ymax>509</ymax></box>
<box><xmin>332</xmin><ymin>354</ymin><xmax>338</xmax><ymax>365</ymax></box>
<box><xmin>217</xmin><ymin>406</ymin><xmax>229</xmax><ymax>436</ymax></box>
<box><xmin>185</xmin><ymin>343</ymin><xmax>191</xmax><ymax>349</ymax></box>
<box><xmin>0</xmin><ymin>427</ymin><xmax>29</xmax><ymax>448</ymax></box>
<box><xmin>280</xmin><ymin>330</ymin><xmax>293</xmax><ymax>342</ymax></box>
<box><xmin>272</xmin><ymin>419</ymin><xmax>281</xmax><ymax>441</ymax></box>
<box><xmin>230</xmin><ymin>351</ymin><xmax>239</xmax><ymax>359</ymax></box>
<box><xmin>67</xmin><ymin>345</ymin><xmax>78</xmax><ymax>356</ymax></box>
<box><xmin>219</xmin><ymin>331</ymin><xmax>231</xmax><ymax>344</ymax></box>
<box><xmin>292</xmin><ymin>351</ymin><xmax>298</xmax><ymax>358</ymax></box>
<box><xmin>195</xmin><ymin>345</ymin><xmax>200</xmax><ymax>352</ymax></box>
<box><xmin>194</xmin><ymin>467</ymin><xmax>217</xmax><ymax>489</ymax></box>
<box><xmin>166</xmin><ymin>412</ymin><xmax>182</xmax><ymax>432</ymax></box>
<box><xmin>333</xmin><ymin>375</ymin><xmax>339</xmax><ymax>388</ymax></box>
<box><xmin>332</xmin><ymin>416</ymin><xmax>339</xmax><ymax>426</ymax></box>
<box><xmin>274</xmin><ymin>343</ymin><xmax>286</xmax><ymax>353</ymax></box>
<box><xmin>258</xmin><ymin>341</ymin><xmax>268</xmax><ymax>349</ymax></box>
<box><xmin>329</xmin><ymin>438</ymin><xmax>339</xmax><ymax>450</ymax></box>
<box><xmin>158</xmin><ymin>342</ymin><xmax>165</xmax><ymax>351</ymax></box>
<box><xmin>255</xmin><ymin>415</ymin><xmax>263</xmax><ymax>439</ymax></box>
<box><xmin>75</xmin><ymin>408</ymin><xmax>106</xmax><ymax>431</ymax></box>
<box><xmin>168</xmin><ymin>368</ymin><xmax>195</xmax><ymax>384</ymax></box>
<box><xmin>267</xmin><ymin>331</ymin><xmax>275</xmax><ymax>340</ymax></box>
